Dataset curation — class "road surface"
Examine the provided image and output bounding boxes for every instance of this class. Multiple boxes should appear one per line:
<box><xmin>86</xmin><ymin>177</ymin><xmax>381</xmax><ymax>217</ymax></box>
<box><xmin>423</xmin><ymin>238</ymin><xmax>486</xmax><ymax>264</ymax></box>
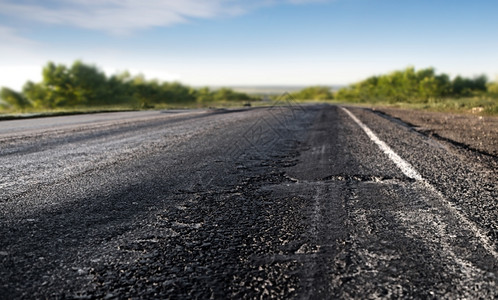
<box><xmin>1</xmin><ymin>104</ymin><xmax>496</xmax><ymax>298</ymax></box>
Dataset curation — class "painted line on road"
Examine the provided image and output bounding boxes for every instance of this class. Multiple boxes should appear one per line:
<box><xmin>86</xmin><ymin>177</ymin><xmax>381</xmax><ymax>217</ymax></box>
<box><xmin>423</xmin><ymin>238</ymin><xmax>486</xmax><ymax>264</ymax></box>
<box><xmin>341</xmin><ymin>107</ymin><xmax>422</xmax><ymax>181</ymax></box>
<box><xmin>341</xmin><ymin>106</ymin><xmax>498</xmax><ymax>261</ymax></box>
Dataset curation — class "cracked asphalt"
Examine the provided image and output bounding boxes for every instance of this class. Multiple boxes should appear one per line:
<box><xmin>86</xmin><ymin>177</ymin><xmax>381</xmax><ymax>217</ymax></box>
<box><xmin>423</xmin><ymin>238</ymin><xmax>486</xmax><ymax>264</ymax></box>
<box><xmin>0</xmin><ymin>104</ymin><xmax>496</xmax><ymax>299</ymax></box>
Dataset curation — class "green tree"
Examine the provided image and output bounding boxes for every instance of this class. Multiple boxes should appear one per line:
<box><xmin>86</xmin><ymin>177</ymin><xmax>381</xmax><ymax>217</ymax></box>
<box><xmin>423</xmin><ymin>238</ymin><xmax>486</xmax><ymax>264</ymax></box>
<box><xmin>488</xmin><ymin>78</ymin><xmax>498</xmax><ymax>96</ymax></box>
<box><xmin>22</xmin><ymin>81</ymin><xmax>49</xmax><ymax>108</ymax></box>
<box><xmin>212</xmin><ymin>88</ymin><xmax>251</xmax><ymax>101</ymax></box>
<box><xmin>335</xmin><ymin>67</ymin><xmax>487</xmax><ymax>103</ymax></box>
<box><xmin>132</xmin><ymin>75</ymin><xmax>156</xmax><ymax>108</ymax></box>
<box><xmin>195</xmin><ymin>87</ymin><xmax>214</xmax><ymax>103</ymax></box>
<box><xmin>107</xmin><ymin>72</ymin><xmax>136</xmax><ymax>106</ymax></box>
<box><xmin>41</xmin><ymin>62</ymin><xmax>77</xmax><ymax>107</ymax></box>
<box><xmin>69</xmin><ymin>60</ymin><xmax>108</xmax><ymax>106</ymax></box>
<box><xmin>452</xmin><ymin>74</ymin><xmax>487</xmax><ymax>96</ymax></box>
<box><xmin>0</xmin><ymin>87</ymin><xmax>32</xmax><ymax>110</ymax></box>
<box><xmin>160</xmin><ymin>82</ymin><xmax>196</xmax><ymax>103</ymax></box>
<box><xmin>5</xmin><ymin>60</ymin><xmax>256</xmax><ymax>110</ymax></box>
<box><xmin>291</xmin><ymin>86</ymin><xmax>334</xmax><ymax>100</ymax></box>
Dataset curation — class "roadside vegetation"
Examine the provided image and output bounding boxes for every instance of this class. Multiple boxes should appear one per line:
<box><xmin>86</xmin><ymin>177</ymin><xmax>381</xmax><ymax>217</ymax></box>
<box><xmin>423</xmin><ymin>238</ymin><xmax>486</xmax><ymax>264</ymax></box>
<box><xmin>0</xmin><ymin>61</ymin><xmax>254</xmax><ymax>114</ymax></box>
<box><xmin>333</xmin><ymin>67</ymin><xmax>498</xmax><ymax>115</ymax></box>
<box><xmin>286</xmin><ymin>86</ymin><xmax>334</xmax><ymax>101</ymax></box>
<box><xmin>1</xmin><ymin>63</ymin><xmax>496</xmax><ymax>116</ymax></box>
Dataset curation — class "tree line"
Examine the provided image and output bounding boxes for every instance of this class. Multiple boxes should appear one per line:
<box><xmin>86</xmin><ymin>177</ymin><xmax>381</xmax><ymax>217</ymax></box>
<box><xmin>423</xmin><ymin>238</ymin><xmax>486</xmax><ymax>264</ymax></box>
<box><xmin>0</xmin><ymin>61</ymin><xmax>253</xmax><ymax>111</ymax></box>
<box><xmin>288</xmin><ymin>86</ymin><xmax>334</xmax><ymax>101</ymax></box>
<box><xmin>334</xmin><ymin>67</ymin><xmax>496</xmax><ymax>103</ymax></box>
<box><xmin>2</xmin><ymin>63</ymin><xmax>496</xmax><ymax>111</ymax></box>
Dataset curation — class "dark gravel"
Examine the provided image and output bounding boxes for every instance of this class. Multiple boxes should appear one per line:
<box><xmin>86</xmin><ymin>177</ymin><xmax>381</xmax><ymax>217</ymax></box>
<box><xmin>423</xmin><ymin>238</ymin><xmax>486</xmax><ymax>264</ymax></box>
<box><xmin>372</xmin><ymin>106</ymin><xmax>498</xmax><ymax>156</ymax></box>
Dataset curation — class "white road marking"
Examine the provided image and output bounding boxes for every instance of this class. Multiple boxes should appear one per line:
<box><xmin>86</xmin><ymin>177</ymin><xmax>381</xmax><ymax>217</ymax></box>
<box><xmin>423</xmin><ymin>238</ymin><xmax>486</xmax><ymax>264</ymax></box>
<box><xmin>341</xmin><ymin>107</ymin><xmax>422</xmax><ymax>181</ymax></box>
<box><xmin>341</xmin><ymin>106</ymin><xmax>498</xmax><ymax>261</ymax></box>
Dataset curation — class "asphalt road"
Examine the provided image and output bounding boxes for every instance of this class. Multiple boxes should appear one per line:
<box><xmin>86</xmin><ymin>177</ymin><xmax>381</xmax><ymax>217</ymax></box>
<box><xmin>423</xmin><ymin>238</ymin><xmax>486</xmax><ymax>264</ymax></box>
<box><xmin>0</xmin><ymin>104</ymin><xmax>496</xmax><ymax>299</ymax></box>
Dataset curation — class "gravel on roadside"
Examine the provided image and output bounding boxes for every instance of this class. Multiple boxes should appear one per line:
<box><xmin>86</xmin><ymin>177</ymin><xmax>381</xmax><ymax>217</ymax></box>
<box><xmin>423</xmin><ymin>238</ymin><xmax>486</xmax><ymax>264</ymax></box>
<box><xmin>371</xmin><ymin>107</ymin><xmax>498</xmax><ymax>157</ymax></box>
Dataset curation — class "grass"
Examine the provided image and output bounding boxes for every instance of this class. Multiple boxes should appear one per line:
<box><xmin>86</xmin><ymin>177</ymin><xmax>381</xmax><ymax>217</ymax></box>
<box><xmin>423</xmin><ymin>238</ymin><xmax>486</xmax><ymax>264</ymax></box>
<box><xmin>377</xmin><ymin>97</ymin><xmax>497</xmax><ymax>116</ymax></box>
<box><xmin>0</xmin><ymin>105</ymin><xmax>140</xmax><ymax>121</ymax></box>
<box><xmin>315</xmin><ymin>97</ymin><xmax>498</xmax><ymax>116</ymax></box>
<box><xmin>0</xmin><ymin>100</ymin><xmax>258</xmax><ymax>121</ymax></box>
<box><xmin>1</xmin><ymin>97</ymin><xmax>497</xmax><ymax>121</ymax></box>
<box><xmin>268</xmin><ymin>92</ymin><xmax>498</xmax><ymax>116</ymax></box>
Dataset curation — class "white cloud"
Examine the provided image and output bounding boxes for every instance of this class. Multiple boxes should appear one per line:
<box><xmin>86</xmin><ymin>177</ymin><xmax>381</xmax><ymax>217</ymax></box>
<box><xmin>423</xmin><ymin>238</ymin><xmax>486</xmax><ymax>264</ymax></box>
<box><xmin>0</xmin><ymin>0</ymin><xmax>332</xmax><ymax>35</ymax></box>
<box><xmin>0</xmin><ymin>0</ymin><xmax>246</xmax><ymax>35</ymax></box>
<box><xmin>0</xmin><ymin>0</ymin><xmax>341</xmax><ymax>89</ymax></box>
<box><xmin>0</xmin><ymin>25</ymin><xmax>37</xmax><ymax>48</ymax></box>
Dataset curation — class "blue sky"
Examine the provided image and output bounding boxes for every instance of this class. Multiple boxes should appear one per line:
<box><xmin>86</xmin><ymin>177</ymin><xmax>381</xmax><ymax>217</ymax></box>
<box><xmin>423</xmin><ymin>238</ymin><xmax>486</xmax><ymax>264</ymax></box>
<box><xmin>0</xmin><ymin>0</ymin><xmax>497</xmax><ymax>90</ymax></box>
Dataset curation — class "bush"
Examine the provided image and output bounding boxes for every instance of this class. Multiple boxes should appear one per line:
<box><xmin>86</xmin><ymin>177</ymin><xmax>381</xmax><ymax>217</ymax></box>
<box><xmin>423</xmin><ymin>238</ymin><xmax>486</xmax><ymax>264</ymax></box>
<box><xmin>1</xmin><ymin>61</ymin><xmax>254</xmax><ymax>111</ymax></box>
<box><xmin>290</xmin><ymin>86</ymin><xmax>334</xmax><ymax>100</ymax></box>
<box><xmin>334</xmin><ymin>67</ymin><xmax>489</xmax><ymax>103</ymax></box>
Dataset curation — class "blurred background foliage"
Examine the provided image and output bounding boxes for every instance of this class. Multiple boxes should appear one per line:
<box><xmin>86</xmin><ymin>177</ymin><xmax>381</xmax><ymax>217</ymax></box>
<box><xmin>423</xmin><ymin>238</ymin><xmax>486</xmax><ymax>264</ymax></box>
<box><xmin>1</xmin><ymin>63</ymin><xmax>497</xmax><ymax>115</ymax></box>
<box><xmin>0</xmin><ymin>61</ymin><xmax>255</xmax><ymax>112</ymax></box>
<box><xmin>333</xmin><ymin>67</ymin><xmax>497</xmax><ymax>115</ymax></box>
<box><xmin>334</xmin><ymin>67</ymin><xmax>494</xmax><ymax>103</ymax></box>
